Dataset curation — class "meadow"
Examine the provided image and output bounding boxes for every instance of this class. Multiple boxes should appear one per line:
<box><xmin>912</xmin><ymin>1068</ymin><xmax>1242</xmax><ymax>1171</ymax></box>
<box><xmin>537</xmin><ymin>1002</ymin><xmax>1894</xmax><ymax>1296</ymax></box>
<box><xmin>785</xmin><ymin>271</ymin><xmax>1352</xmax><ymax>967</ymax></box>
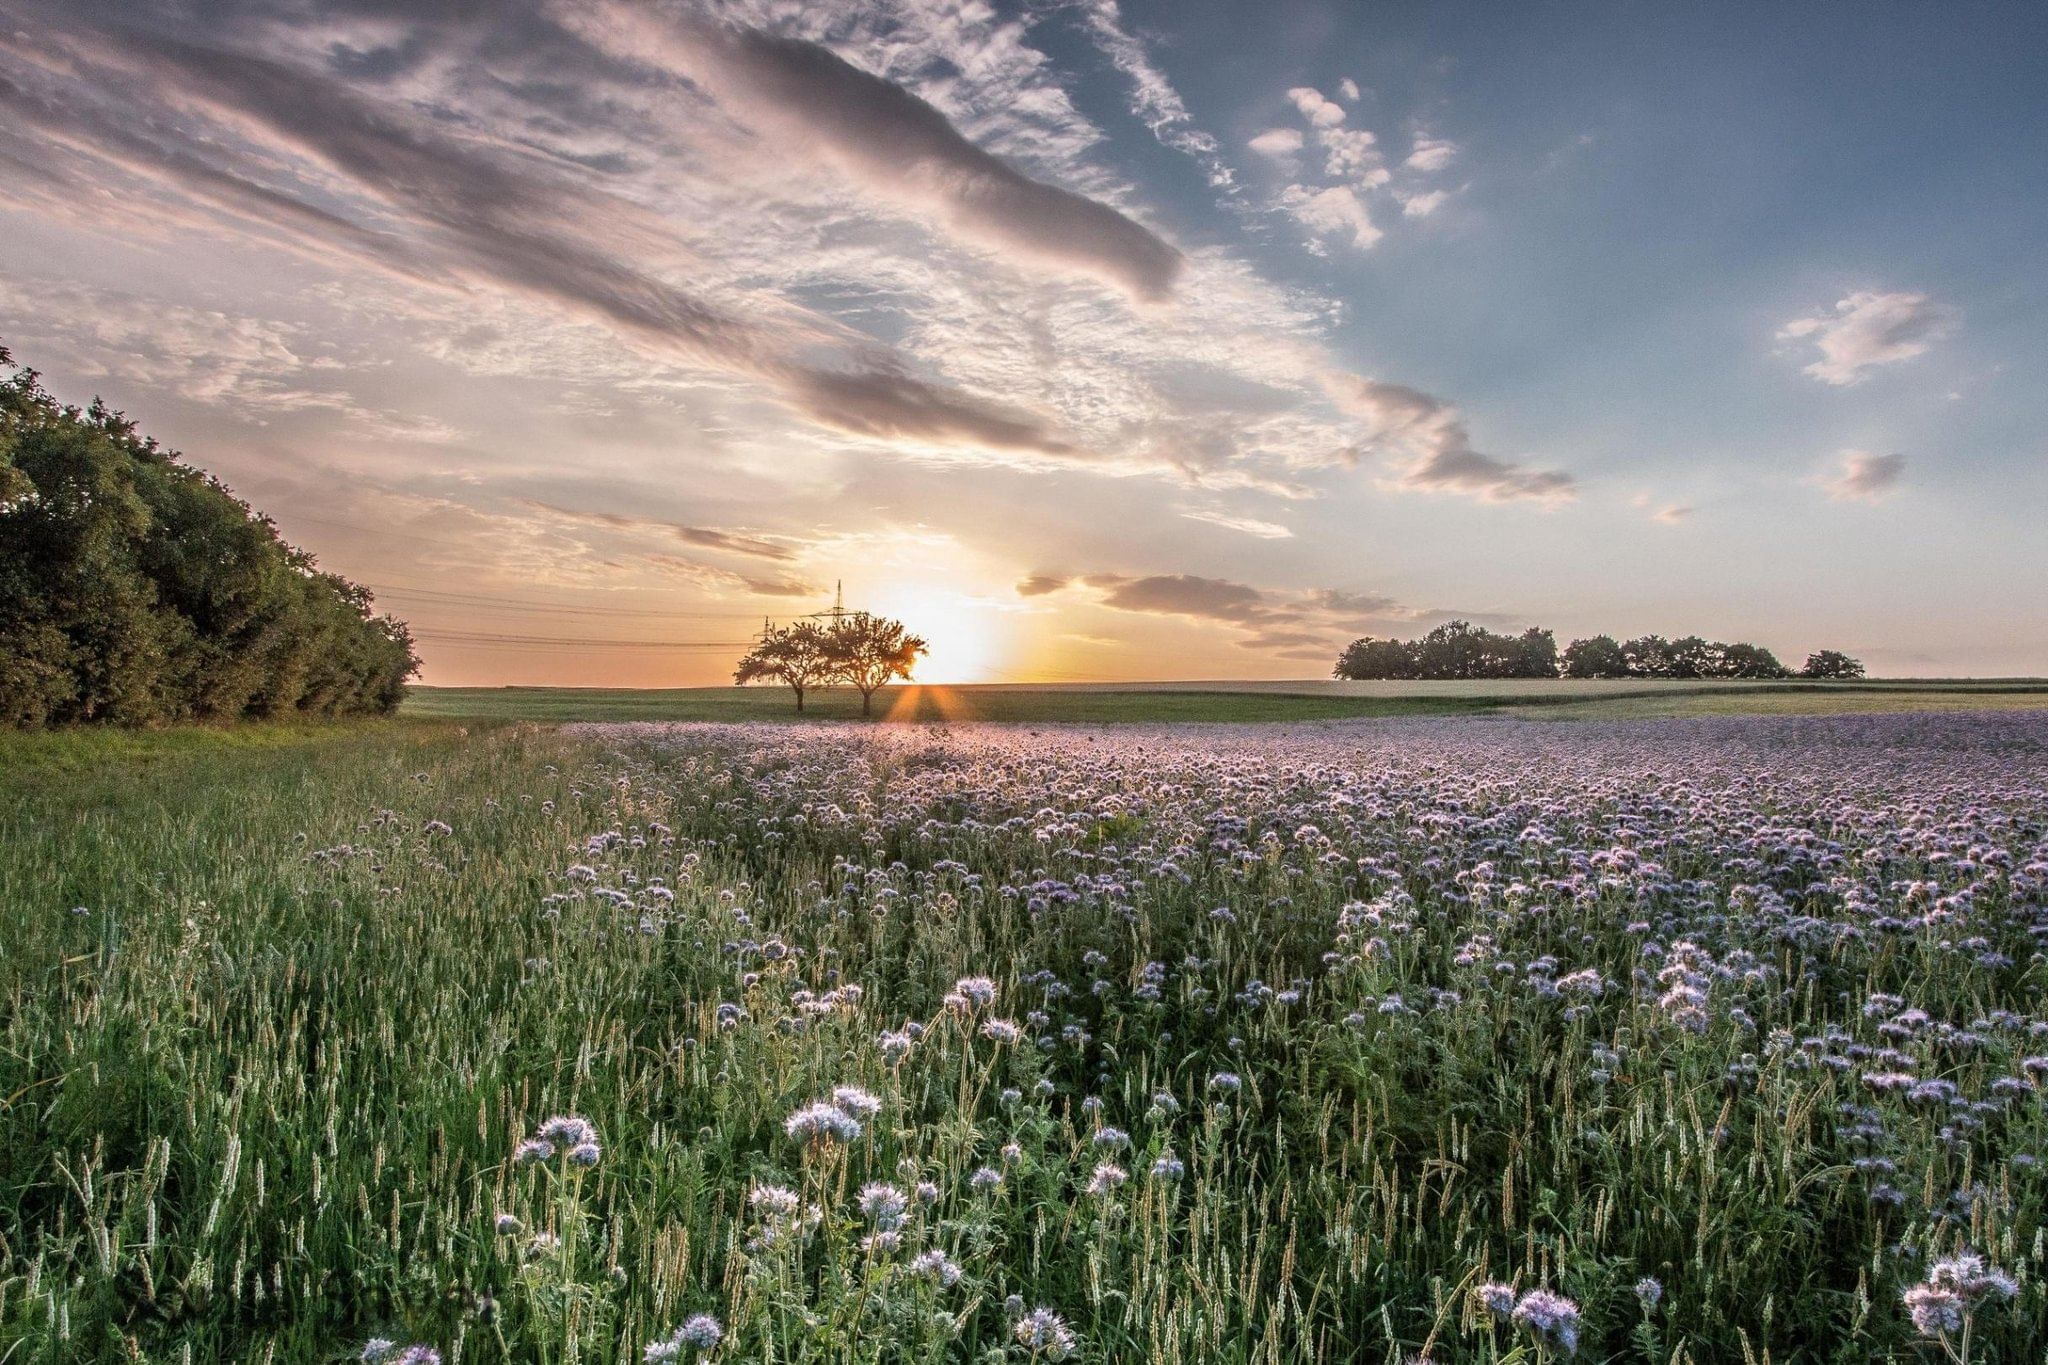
<box><xmin>404</xmin><ymin>679</ymin><xmax>2048</xmax><ymax>726</ymax></box>
<box><xmin>5</xmin><ymin>708</ymin><xmax>2048</xmax><ymax>1363</ymax></box>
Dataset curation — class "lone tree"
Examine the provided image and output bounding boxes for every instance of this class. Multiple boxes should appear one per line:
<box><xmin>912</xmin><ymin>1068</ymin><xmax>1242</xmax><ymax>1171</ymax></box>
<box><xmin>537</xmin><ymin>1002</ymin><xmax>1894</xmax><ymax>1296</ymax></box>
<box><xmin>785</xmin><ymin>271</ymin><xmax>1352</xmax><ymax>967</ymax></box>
<box><xmin>1800</xmin><ymin>649</ymin><xmax>1866</xmax><ymax>680</ymax></box>
<box><xmin>827</xmin><ymin>611</ymin><xmax>927</xmax><ymax>716</ymax></box>
<box><xmin>733</xmin><ymin>619</ymin><xmax>833</xmax><ymax>712</ymax></box>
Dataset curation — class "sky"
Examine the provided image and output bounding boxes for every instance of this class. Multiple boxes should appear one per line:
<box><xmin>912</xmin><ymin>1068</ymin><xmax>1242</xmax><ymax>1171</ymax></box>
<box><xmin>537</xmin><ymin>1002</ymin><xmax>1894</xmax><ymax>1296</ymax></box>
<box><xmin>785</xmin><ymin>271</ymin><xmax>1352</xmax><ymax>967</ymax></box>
<box><xmin>3</xmin><ymin>0</ymin><xmax>2045</xmax><ymax>684</ymax></box>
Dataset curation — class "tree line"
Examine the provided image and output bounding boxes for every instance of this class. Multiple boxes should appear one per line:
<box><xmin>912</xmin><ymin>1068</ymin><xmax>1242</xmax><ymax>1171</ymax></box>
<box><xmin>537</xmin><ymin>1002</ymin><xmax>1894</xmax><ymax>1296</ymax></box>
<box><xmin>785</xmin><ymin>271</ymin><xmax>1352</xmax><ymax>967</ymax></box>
<box><xmin>1</xmin><ymin>341</ymin><xmax>418</xmax><ymax>727</ymax></box>
<box><xmin>735</xmin><ymin>614</ymin><xmax>927</xmax><ymax>714</ymax></box>
<box><xmin>1335</xmin><ymin>620</ymin><xmax>1865</xmax><ymax>681</ymax></box>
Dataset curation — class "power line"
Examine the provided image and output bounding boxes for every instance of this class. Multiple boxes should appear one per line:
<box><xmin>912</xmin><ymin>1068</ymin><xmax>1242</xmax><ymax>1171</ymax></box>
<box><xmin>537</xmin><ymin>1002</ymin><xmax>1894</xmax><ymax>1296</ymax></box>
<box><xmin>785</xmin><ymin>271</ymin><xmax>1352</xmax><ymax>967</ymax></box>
<box><xmin>365</xmin><ymin>582</ymin><xmax>760</xmax><ymax>620</ymax></box>
<box><xmin>412</xmin><ymin>628</ymin><xmax>754</xmax><ymax>649</ymax></box>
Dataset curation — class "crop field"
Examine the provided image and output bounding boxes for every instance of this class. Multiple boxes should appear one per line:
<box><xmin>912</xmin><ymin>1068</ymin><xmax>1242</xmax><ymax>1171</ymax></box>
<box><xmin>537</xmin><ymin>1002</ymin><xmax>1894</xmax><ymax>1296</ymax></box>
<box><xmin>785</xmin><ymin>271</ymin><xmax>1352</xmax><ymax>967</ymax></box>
<box><xmin>6</xmin><ymin>711</ymin><xmax>2048</xmax><ymax>1363</ymax></box>
<box><xmin>405</xmin><ymin>679</ymin><xmax>2048</xmax><ymax>726</ymax></box>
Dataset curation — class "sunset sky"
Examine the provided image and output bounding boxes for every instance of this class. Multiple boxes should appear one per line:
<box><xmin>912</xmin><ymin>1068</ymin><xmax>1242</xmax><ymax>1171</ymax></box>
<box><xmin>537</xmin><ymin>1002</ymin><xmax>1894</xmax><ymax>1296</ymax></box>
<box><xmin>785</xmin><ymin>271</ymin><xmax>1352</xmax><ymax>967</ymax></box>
<box><xmin>4</xmin><ymin>0</ymin><xmax>2045</xmax><ymax>683</ymax></box>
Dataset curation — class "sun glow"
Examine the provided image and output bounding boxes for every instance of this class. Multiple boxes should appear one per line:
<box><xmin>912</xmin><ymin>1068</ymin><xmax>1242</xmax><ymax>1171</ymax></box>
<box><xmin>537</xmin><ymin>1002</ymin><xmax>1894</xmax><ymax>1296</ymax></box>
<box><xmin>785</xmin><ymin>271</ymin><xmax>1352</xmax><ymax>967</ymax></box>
<box><xmin>868</xmin><ymin>586</ymin><xmax>1004</xmax><ymax>684</ymax></box>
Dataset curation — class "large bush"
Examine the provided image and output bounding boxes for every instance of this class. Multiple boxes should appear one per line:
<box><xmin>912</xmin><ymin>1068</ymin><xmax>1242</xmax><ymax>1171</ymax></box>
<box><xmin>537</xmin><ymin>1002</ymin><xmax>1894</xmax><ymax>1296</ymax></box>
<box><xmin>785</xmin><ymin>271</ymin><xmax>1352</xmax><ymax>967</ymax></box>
<box><xmin>0</xmin><ymin>342</ymin><xmax>416</xmax><ymax>726</ymax></box>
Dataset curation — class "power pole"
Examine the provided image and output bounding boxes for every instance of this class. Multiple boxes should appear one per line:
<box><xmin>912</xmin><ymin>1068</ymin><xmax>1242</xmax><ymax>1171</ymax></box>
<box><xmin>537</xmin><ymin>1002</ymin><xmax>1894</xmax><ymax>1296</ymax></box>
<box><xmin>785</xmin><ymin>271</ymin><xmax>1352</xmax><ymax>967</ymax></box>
<box><xmin>804</xmin><ymin>580</ymin><xmax>852</xmax><ymax>624</ymax></box>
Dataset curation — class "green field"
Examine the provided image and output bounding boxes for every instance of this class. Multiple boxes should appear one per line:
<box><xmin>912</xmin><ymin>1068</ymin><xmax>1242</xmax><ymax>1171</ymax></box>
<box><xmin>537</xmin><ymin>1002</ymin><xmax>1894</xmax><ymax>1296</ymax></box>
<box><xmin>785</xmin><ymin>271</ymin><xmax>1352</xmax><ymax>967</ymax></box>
<box><xmin>11</xmin><ymin>704</ymin><xmax>2048</xmax><ymax>1362</ymax></box>
<box><xmin>7</xmin><ymin>711</ymin><xmax>2048</xmax><ymax>1363</ymax></box>
<box><xmin>405</xmin><ymin>678</ymin><xmax>2048</xmax><ymax>725</ymax></box>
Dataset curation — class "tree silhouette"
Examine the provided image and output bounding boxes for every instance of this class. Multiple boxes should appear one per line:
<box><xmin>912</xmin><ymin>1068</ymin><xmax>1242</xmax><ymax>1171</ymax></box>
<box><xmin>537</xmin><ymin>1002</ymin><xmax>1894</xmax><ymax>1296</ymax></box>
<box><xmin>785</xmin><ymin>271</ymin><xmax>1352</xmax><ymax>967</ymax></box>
<box><xmin>732</xmin><ymin>619</ymin><xmax>833</xmax><ymax>712</ymax></box>
<box><xmin>1800</xmin><ymin>649</ymin><xmax>1866</xmax><ymax>680</ymax></box>
<box><xmin>1561</xmin><ymin>634</ymin><xmax>1629</xmax><ymax>678</ymax></box>
<box><xmin>826</xmin><ymin>611</ymin><xmax>927</xmax><ymax>716</ymax></box>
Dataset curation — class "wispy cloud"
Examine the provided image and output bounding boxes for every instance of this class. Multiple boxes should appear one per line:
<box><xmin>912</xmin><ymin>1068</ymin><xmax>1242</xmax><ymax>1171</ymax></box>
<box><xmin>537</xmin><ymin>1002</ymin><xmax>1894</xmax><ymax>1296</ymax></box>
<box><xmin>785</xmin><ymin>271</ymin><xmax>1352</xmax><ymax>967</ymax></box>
<box><xmin>1323</xmin><ymin>375</ymin><xmax>1576</xmax><ymax>502</ymax></box>
<box><xmin>1819</xmin><ymin>449</ymin><xmax>1906</xmax><ymax>501</ymax></box>
<box><xmin>1179</xmin><ymin>507</ymin><xmax>1293</xmax><ymax>538</ymax></box>
<box><xmin>572</xmin><ymin>7</ymin><xmax>1183</xmax><ymax>303</ymax></box>
<box><xmin>1019</xmin><ymin>569</ymin><xmax>1511</xmax><ymax>660</ymax></box>
<box><xmin>1067</xmin><ymin>0</ymin><xmax>1239</xmax><ymax>194</ymax></box>
<box><xmin>520</xmin><ymin>500</ymin><xmax>798</xmax><ymax>561</ymax></box>
<box><xmin>1778</xmin><ymin>290</ymin><xmax>1955</xmax><ymax>386</ymax></box>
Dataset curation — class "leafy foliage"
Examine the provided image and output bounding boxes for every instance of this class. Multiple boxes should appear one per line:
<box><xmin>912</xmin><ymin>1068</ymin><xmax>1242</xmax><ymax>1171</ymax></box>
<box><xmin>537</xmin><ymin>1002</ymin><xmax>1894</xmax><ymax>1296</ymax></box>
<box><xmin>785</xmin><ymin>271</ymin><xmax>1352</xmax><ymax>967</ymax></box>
<box><xmin>1341</xmin><ymin>622</ymin><xmax>1843</xmax><ymax>682</ymax></box>
<box><xmin>736</xmin><ymin>612</ymin><xmax>927</xmax><ymax>716</ymax></box>
<box><xmin>1337</xmin><ymin>621</ymin><xmax>1559</xmax><ymax>680</ymax></box>
<box><xmin>824</xmin><ymin>611</ymin><xmax>927</xmax><ymax>715</ymax></box>
<box><xmin>1802</xmin><ymin>649</ymin><xmax>1868</xmax><ymax>680</ymax></box>
<box><xmin>0</xmin><ymin>341</ymin><xmax>415</xmax><ymax>726</ymax></box>
<box><xmin>733</xmin><ymin>619</ymin><xmax>834</xmax><ymax>712</ymax></box>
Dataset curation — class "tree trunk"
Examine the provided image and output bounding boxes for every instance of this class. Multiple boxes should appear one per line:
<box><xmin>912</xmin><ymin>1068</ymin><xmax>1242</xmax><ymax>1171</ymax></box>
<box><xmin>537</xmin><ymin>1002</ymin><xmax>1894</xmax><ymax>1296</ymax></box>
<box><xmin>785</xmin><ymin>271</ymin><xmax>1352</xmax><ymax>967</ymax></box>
<box><xmin>794</xmin><ymin>685</ymin><xmax>804</xmax><ymax>712</ymax></box>
<box><xmin>861</xmin><ymin>689</ymin><xmax>873</xmax><ymax>717</ymax></box>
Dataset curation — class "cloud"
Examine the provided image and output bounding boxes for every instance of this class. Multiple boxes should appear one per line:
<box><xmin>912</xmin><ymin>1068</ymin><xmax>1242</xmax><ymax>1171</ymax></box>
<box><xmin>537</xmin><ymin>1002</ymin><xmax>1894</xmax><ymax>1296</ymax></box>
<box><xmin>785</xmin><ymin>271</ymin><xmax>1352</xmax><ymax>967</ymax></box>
<box><xmin>1031</xmin><ymin>566</ymin><xmax>1525</xmax><ymax>660</ymax></box>
<box><xmin>1629</xmin><ymin>493</ymin><xmax>1694</xmax><ymax>524</ymax></box>
<box><xmin>644</xmin><ymin>552</ymin><xmax>819</xmax><ymax>598</ymax></box>
<box><xmin>778</xmin><ymin>366</ymin><xmax>1081</xmax><ymax>460</ymax></box>
<box><xmin>1248</xmin><ymin>128</ymin><xmax>1305</xmax><ymax>160</ymax></box>
<box><xmin>1086</xmin><ymin>572</ymin><xmax>1276</xmax><ymax>625</ymax></box>
<box><xmin>1820</xmin><ymin>449</ymin><xmax>1906</xmax><ymax>501</ymax></box>
<box><xmin>1179</xmin><ymin>507</ymin><xmax>1293</xmax><ymax>538</ymax></box>
<box><xmin>1269</xmin><ymin>84</ymin><xmax>1390</xmax><ymax>250</ymax></box>
<box><xmin>1405</xmin><ymin>136</ymin><xmax>1457</xmax><ymax>173</ymax></box>
<box><xmin>585</xmin><ymin>11</ymin><xmax>1183</xmax><ymax>303</ymax></box>
<box><xmin>1070</xmin><ymin>0</ymin><xmax>1238</xmax><ymax>193</ymax></box>
<box><xmin>1397</xmin><ymin>188</ymin><xmax>1449</xmax><ymax>218</ymax></box>
<box><xmin>520</xmin><ymin>500</ymin><xmax>796</xmax><ymax>560</ymax></box>
<box><xmin>1280</xmin><ymin>185</ymin><xmax>1381</xmax><ymax>251</ymax></box>
<box><xmin>1323</xmin><ymin>375</ymin><xmax>1576</xmax><ymax>502</ymax></box>
<box><xmin>1778</xmin><ymin>291</ymin><xmax>1955</xmax><ymax>386</ymax></box>
<box><xmin>31</xmin><ymin>22</ymin><xmax>1115</xmax><ymax>468</ymax></box>
<box><xmin>1015</xmin><ymin>573</ymin><xmax>1074</xmax><ymax>598</ymax></box>
<box><xmin>1338</xmin><ymin>78</ymin><xmax>1361</xmax><ymax>102</ymax></box>
<box><xmin>1286</xmin><ymin>87</ymin><xmax>1349</xmax><ymax>129</ymax></box>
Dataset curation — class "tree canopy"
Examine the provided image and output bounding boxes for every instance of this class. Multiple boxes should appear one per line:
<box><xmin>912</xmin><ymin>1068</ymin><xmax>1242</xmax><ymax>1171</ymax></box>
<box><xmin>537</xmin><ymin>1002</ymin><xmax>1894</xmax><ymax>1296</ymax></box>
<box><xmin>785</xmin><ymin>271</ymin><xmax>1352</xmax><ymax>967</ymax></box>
<box><xmin>734</xmin><ymin>611</ymin><xmax>927</xmax><ymax>715</ymax></box>
<box><xmin>827</xmin><ymin>611</ymin><xmax>928</xmax><ymax>715</ymax></box>
<box><xmin>1</xmin><ymin>341</ymin><xmax>417</xmax><ymax>727</ymax></box>
<box><xmin>1340</xmin><ymin>622</ymin><xmax>1847</xmax><ymax>682</ymax></box>
<box><xmin>1800</xmin><ymin>649</ymin><xmax>1867</xmax><ymax>680</ymax></box>
<box><xmin>732</xmin><ymin>619</ymin><xmax>833</xmax><ymax>711</ymax></box>
<box><xmin>1336</xmin><ymin>622</ymin><xmax>1558</xmax><ymax>680</ymax></box>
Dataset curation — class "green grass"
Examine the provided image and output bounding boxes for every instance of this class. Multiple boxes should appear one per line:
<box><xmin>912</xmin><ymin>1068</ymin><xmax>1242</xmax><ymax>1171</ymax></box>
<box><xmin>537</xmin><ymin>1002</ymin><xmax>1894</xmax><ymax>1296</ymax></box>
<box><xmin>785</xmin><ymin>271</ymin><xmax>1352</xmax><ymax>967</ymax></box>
<box><xmin>405</xmin><ymin>680</ymin><xmax>2048</xmax><ymax>725</ymax></box>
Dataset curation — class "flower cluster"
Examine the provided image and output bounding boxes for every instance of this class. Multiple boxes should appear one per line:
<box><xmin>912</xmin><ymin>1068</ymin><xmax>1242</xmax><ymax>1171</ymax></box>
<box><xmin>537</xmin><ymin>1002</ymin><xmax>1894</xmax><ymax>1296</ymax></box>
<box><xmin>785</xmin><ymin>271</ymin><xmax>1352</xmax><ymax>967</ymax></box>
<box><xmin>1901</xmin><ymin>1252</ymin><xmax>2018</xmax><ymax>1337</ymax></box>
<box><xmin>1476</xmin><ymin>1282</ymin><xmax>1582</xmax><ymax>1356</ymax></box>
<box><xmin>643</xmin><ymin>1313</ymin><xmax>723</xmax><ymax>1360</ymax></box>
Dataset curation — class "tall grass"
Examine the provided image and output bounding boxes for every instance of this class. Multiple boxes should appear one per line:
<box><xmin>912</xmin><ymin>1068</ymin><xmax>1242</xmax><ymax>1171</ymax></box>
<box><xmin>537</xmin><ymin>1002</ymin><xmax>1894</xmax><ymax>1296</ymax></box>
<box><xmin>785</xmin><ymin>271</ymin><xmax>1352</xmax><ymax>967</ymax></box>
<box><xmin>3</xmin><ymin>714</ymin><xmax>2044</xmax><ymax>1362</ymax></box>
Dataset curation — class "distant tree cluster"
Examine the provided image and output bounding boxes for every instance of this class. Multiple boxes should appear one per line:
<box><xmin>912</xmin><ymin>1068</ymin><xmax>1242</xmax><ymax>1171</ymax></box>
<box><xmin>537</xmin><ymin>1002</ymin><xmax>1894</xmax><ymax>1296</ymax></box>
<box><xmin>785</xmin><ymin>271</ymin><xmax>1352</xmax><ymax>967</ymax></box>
<box><xmin>1335</xmin><ymin>621</ymin><xmax>1559</xmax><ymax>680</ymax></box>
<box><xmin>1335</xmin><ymin>620</ymin><xmax>1862</xmax><ymax>682</ymax></box>
<box><xmin>735</xmin><ymin>611</ymin><xmax>927</xmax><ymax>715</ymax></box>
<box><xmin>1</xmin><ymin>342</ymin><xmax>418</xmax><ymax>727</ymax></box>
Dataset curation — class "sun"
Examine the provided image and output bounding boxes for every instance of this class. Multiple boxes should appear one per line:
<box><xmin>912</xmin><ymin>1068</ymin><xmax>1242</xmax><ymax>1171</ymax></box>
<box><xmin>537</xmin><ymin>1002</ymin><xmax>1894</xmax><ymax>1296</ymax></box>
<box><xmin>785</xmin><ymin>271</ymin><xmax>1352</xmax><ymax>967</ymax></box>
<box><xmin>867</xmin><ymin>586</ymin><xmax>1002</xmax><ymax>684</ymax></box>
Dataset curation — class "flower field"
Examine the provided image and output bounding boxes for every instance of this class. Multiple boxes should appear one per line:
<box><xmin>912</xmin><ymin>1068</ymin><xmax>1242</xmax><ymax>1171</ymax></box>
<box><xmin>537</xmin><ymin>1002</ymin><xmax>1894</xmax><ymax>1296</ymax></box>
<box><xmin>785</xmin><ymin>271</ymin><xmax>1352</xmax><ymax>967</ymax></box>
<box><xmin>6</xmin><ymin>712</ymin><xmax>2048</xmax><ymax>1363</ymax></box>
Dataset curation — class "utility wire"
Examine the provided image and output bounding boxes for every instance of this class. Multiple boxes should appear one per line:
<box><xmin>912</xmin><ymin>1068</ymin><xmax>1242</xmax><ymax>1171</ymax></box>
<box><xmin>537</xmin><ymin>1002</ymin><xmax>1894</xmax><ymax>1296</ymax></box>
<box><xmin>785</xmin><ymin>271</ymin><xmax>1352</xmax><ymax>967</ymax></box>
<box><xmin>365</xmin><ymin>582</ymin><xmax>762</xmax><ymax>620</ymax></box>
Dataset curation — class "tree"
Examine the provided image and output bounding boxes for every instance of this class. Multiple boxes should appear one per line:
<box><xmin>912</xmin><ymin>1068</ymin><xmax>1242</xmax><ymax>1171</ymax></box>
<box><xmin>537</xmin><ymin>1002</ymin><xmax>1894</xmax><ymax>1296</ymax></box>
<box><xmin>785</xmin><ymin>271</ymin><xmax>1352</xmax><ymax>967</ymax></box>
<box><xmin>1509</xmin><ymin>627</ymin><xmax>1560</xmax><ymax>679</ymax></box>
<box><xmin>826</xmin><ymin>611</ymin><xmax>927</xmax><ymax>716</ymax></box>
<box><xmin>732</xmin><ymin>619</ymin><xmax>832</xmax><ymax>712</ymax></box>
<box><xmin>1333</xmin><ymin>636</ymin><xmax>1419</xmax><ymax>680</ymax></box>
<box><xmin>1</xmin><ymin>340</ymin><xmax>415</xmax><ymax>727</ymax></box>
<box><xmin>1800</xmin><ymin>650</ymin><xmax>1865</xmax><ymax>680</ymax></box>
<box><xmin>1561</xmin><ymin>635</ymin><xmax>1629</xmax><ymax>679</ymax></box>
<box><xmin>1719</xmin><ymin>642</ymin><xmax>1791</xmax><ymax>679</ymax></box>
<box><xmin>1414</xmin><ymin>620</ymin><xmax>1489</xmax><ymax>679</ymax></box>
<box><xmin>1621</xmin><ymin>635</ymin><xmax>1674</xmax><ymax>679</ymax></box>
<box><xmin>1665</xmin><ymin>635</ymin><xmax>1715</xmax><ymax>679</ymax></box>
